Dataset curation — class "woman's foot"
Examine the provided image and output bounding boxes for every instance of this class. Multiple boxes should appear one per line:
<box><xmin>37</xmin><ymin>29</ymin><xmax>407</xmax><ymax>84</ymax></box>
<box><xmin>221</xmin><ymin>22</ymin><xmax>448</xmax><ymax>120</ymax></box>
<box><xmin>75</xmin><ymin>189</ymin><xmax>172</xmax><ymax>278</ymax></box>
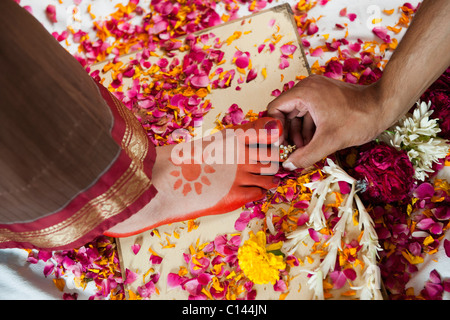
<box><xmin>105</xmin><ymin>117</ymin><xmax>283</xmax><ymax>237</ymax></box>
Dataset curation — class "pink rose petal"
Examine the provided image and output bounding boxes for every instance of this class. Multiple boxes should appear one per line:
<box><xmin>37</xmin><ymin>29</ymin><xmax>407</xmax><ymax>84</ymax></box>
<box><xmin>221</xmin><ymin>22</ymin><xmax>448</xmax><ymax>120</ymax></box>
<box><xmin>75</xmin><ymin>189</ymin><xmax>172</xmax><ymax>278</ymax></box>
<box><xmin>124</xmin><ymin>268</ymin><xmax>138</xmax><ymax>284</ymax></box>
<box><xmin>274</xmin><ymin>279</ymin><xmax>287</xmax><ymax>292</ymax></box>
<box><xmin>372</xmin><ymin>26</ymin><xmax>391</xmax><ymax>43</ymax></box>
<box><xmin>149</xmin><ymin>254</ymin><xmax>163</xmax><ymax>264</ymax></box>
<box><xmin>271</xmin><ymin>89</ymin><xmax>281</xmax><ymax>97</ymax></box>
<box><xmin>413</xmin><ymin>183</ymin><xmax>435</xmax><ymax>199</ymax></box>
<box><xmin>197</xmin><ymin>273</ymin><xmax>212</xmax><ymax>286</ymax></box>
<box><xmin>297</xmin><ymin>212</ymin><xmax>309</xmax><ymax>226</ymax></box>
<box><xmin>279</xmin><ymin>57</ymin><xmax>290</xmax><ymax>70</ymax></box>
<box><xmin>190</xmin><ymin>75</ymin><xmax>210</xmax><ymax>87</ymax></box>
<box><xmin>131</xmin><ymin>244</ymin><xmax>141</xmax><ymax>255</ymax></box>
<box><xmin>301</xmin><ymin>38</ymin><xmax>310</xmax><ymax>48</ymax></box>
<box><xmin>137</xmin><ymin>281</ymin><xmax>156</xmax><ymax>298</ymax></box>
<box><xmin>349</xmin><ymin>42</ymin><xmax>361</xmax><ymax>52</ymax></box>
<box><xmin>257</xmin><ymin>44</ymin><xmax>265</xmax><ymax>53</ymax></box>
<box><xmin>43</xmin><ymin>261</ymin><xmax>55</xmax><ymax>277</ymax></box>
<box><xmin>308</xmin><ymin>228</ymin><xmax>320</xmax><ymax>242</ymax></box>
<box><xmin>416</xmin><ymin>218</ymin><xmax>435</xmax><ymax>230</ymax></box>
<box><xmin>246</xmin><ymin>68</ymin><xmax>258</xmax><ymax>82</ymax></box>
<box><xmin>235</xmin><ymin>210</ymin><xmax>252</xmax><ymax>231</ymax></box>
<box><xmin>348</xmin><ymin>13</ymin><xmax>357</xmax><ymax>21</ymax></box>
<box><xmin>167</xmin><ymin>273</ymin><xmax>187</xmax><ymax>289</ymax></box>
<box><xmin>294</xmin><ymin>200</ymin><xmax>309</xmax><ymax>209</ymax></box>
<box><xmin>268</xmin><ymin>43</ymin><xmax>275</xmax><ymax>52</ymax></box>
<box><xmin>343</xmin><ymin>268</ymin><xmax>357</xmax><ymax>281</ymax></box>
<box><xmin>280</xmin><ymin>44</ymin><xmax>297</xmax><ymax>56</ymax></box>
<box><xmin>338</xmin><ymin>181</ymin><xmax>351</xmax><ymax>194</ymax></box>
<box><xmin>235</xmin><ymin>55</ymin><xmax>249</xmax><ymax>69</ymax></box>
<box><xmin>307</xmin><ymin>22</ymin><xmax>318</xmax><ymax>35</ymax></box>
<box><xmin>444</xmin><ymin>239</ymin><xmax>450</xmax><ymax>258</ymax></box>
<box><xmin>45</xmin><ymin>5</ymin><xmax>57</xmax><ymax>23</ymax></box>
<box><xmin>330</xmin><ymin>270</ymin><xmax>347</xmax><ymax>289</ymax></box>
<box><xmin>430</xmin><ymin>222</ymin><xmax>443</xmax><ymax>235</ymax></box>
<box><xmin>310</xmin><ymin>47</ymin><xmax>324</xmax><ymax>57</ymax></box>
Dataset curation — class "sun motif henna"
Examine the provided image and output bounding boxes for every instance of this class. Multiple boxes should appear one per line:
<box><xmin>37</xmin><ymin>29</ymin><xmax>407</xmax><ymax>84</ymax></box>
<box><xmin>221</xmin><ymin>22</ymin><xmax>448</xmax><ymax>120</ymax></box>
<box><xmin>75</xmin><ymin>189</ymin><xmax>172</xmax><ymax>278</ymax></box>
<box><xmin>169</xmin><ymin>161</ymin><xmax>216</xmax><ymax>196</ymax></box>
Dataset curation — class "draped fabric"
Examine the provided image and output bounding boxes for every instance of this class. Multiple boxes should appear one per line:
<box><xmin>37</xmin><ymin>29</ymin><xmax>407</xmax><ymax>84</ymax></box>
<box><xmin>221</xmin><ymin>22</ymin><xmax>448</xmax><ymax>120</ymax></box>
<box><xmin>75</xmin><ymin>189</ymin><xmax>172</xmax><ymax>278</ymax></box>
<box><xmin>0</xmin><ymin>81</ymin><xmax>157</xmax><ymax>250</ymax></box>
<box><xmin>0</xmin><ymin>1</ymin><xmax>157</xmax><ymax>250</ymax></box>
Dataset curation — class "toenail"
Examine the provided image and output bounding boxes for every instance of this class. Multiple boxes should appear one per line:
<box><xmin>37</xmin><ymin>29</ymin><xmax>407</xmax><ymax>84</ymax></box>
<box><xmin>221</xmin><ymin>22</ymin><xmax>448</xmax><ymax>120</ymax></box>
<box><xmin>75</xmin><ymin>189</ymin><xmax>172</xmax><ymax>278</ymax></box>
<box><xmin>264</xmin><ymin>120</ymin><xmax>279</xmax><ymax>132</ymax></box>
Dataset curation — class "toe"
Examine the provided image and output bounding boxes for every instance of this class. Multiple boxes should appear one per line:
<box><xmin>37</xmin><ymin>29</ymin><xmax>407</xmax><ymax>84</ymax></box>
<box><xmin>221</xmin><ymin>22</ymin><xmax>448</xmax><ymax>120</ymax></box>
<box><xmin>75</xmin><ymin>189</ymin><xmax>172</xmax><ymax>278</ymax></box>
<box><xmin>235</xmin><ymin>117</ymin><xmax>283</xmax><ymax>145</ymax></box>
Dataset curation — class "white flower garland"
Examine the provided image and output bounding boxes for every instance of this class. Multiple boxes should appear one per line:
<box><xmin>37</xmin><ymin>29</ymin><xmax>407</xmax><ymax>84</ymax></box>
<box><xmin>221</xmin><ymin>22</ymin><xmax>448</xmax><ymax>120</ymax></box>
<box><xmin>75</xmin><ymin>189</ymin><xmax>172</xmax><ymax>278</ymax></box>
<box><xmin>378</xmin><ymin>100</ymin><xmax>449</xmax><ymax>181</ymax></box>
<box><xmin>283</xmin><ymin>159</ymin><xmax>382</xmax><ymax>300</ymax></box>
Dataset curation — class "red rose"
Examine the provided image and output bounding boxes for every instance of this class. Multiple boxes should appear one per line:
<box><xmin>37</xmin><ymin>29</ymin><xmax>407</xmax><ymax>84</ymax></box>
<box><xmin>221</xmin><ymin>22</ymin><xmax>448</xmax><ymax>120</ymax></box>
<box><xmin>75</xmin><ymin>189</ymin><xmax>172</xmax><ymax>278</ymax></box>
<box><xmin>354</xmin><ymin>143</ymin><xmax>415</xmax><ymax>203</ymax></box>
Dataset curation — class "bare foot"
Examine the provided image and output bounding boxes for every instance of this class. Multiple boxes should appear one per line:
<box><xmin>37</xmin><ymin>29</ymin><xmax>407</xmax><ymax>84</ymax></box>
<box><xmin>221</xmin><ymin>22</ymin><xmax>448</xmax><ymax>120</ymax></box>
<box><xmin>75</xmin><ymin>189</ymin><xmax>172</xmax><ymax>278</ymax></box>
<box><xmin>105</xmin><ymin>117</ymin><xmax>283</xmax><ymax>237</ymax></box>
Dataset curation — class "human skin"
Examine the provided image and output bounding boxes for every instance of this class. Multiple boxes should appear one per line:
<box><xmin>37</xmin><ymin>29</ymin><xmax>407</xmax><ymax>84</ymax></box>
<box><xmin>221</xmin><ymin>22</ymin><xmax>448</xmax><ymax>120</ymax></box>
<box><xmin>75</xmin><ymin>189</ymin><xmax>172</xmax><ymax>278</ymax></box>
<box><xmin>267</xmin><ymin>0</ymin><xmax>450</xmax><ymax>170</ymax></box>
<box><xmin>105</xmin><ymin>118</ymin><xmax>283</xmax><ymax>237</ymax></box>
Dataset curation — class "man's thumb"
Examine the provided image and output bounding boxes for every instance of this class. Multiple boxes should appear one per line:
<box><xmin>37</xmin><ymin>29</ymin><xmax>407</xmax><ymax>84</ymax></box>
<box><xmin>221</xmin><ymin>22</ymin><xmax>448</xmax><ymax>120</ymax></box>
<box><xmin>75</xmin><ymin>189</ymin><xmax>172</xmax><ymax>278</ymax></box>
<box><xmin>282</xmin><ymin>134</ymin><xmax>334</xmax><ymax>170</ymax></box>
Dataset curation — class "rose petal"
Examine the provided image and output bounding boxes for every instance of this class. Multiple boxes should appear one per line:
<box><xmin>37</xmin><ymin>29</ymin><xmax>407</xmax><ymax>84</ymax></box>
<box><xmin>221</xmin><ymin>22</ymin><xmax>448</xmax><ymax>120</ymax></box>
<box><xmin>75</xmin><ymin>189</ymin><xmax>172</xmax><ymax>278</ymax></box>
<box><xmin>338</xmin><ymin>181</ymin><xmax>351</xmax><ymax>194</ymax></box>
<box><xmin>280</xmin><ymin>44</ymin><xmax>297</xmax><ymax>56</ymax></box>
<box><xmin>190</xmin><ymin>75</ymin><xmax>209</xmax><ymax>87</ymax></box>
<box><xmin>246</xmin><ymin>68</ymin><xmax>258</xmax><ymax>82</ymax></box>
<box><xmin>131</xmin><ymin>244</ymin><xmax>141</xmax><ymax>255</ymax></box>
<box><xmin>416</xmin><ymin>218</ymin><xmax>435</xmax><ymax>230</ymax></box>
<box><xmin>444</xmin><ymin>239</ymin><xmax>450</xmax><ymax>258</ymax></box>
<box><xmin>429</xmin><ymin>269</ymin><xmax>441</xmax><ymax>284</ymax></box>
<box><xmin>349</xmin><ymin>42</ymin><xmax>361</xmax><ymax>52</ymax></box>
<box><xmin>279</xmin><ymin>57</ymin><xmax>290</xmax><ymax>70</ymax></box>
<box><xmin>197</xmin><ymin>273</ymin><xmax>212</xmax><ymax>286</ymax></box>
<box><xmin>274</xmin><ymin>279</ymin><xmax>287</xmax><ymax>292</ymax></box>
<box><xmin>310</xmin><ymin>47</ymin><xmax>323</xmax><ymax>57</ymax></box>
<box><xmin>149</xmin><ymin>254</ymin><xmax>163</xmax><ymax>264</ymax></box>
<box><xmin>137</xmin><ymin>281</ymin><xmax>155</xmax><ymax>298</ymax></box>
<box><xmin>372</xmin><ymin>26</ymin><xmax>391</xmax><ymax>43</ymax></box>
<box><xmin>348</xmin><ymin>13</ymin><xmax>357</xmax><ymax>21</ymax></box>
<box><xmin>296</xmin><ymin>212</ymin><xmax>309</xmax><ymax>226</ymax></box>
<box><xmin>235</xmin><ymin>55</ymin><xmax>249</xmax><ymax>69</ymax></box>
<box><xmin>184</xmin><ymin>278</ymin><xmax>202</xmax><ymax>296</ymax></box>
<box><xmin>430</xmin><ymin>222</ymin><xmax>443</xmax><ymax>235</ymax></box>
<box><xmin>330</xmin><ymin>271</ymin><xmax>347</xmax><ymax>289</ymax></box>
<box><xmin>234</xmin><ymin>211</ymin><xmax>251</xmax><ymax>231</ymax></box>
<box><xmin>343</xmin><ymin>268</ymin><xmax>357</xmax><ymax>281</ymax></box>
<box><xmin>43</xmin><ymin>261</ymin><xmax>55</xmax><ymax>277</ymax></box>
<box><xmin>413</xmin><ymin>182</ymin><xmax>435</xmax><ymax>199</ymax></box>
<box><xmin>271</xmin><ymin>89</ymin><xmax>281</xmax><ymax>97</ymax></box>
<box><xmin>167</xmin><ymin>273</ymin><xmax>186</xmax><ymax>289</ymax></box>
<box><xmin>307</xmin><ymin>22</ymin><xmax>318</xmax><ymax>35</ymax></box>
<box><xmin>45</xmin><ymin>5</ymin><xmax>57</xmax><ymax>23</ymax></box>
<box><xmin>308</xmin><ymin>228</ymin><xmax>320</xmax><ymax>242</ymax></box>
<box><xmin>257</xmin><ymin>44</ymin><xmax>266</xmax><ymax>53</ymax></box>
<box><xmin>124</xmin><ymin>268</ymin><xmax>138</xmax><ymax>284</ymax></box>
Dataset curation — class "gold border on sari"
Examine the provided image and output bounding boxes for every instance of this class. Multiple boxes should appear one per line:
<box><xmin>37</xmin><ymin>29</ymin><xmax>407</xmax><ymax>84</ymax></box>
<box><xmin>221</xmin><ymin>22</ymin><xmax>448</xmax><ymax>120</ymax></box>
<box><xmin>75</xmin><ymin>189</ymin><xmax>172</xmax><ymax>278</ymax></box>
<box><xmin>0</xmin><ymin>93</ymin><xmax>153</xmax><ymax>248</ymax></box>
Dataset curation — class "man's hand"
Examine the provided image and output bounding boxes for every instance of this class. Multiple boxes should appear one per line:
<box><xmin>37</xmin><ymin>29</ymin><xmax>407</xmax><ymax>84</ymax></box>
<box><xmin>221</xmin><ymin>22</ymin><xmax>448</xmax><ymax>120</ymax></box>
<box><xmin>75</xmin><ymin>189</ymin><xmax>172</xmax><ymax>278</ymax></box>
<box><xmin>267</xmin><ymin>74</ymin><xmax>384</xmax><ymax>170</ymax></box>
<box><xmin>267</xmin><ymin>0</ymin><xmax>450</xmax><ymax>171</ymax></box>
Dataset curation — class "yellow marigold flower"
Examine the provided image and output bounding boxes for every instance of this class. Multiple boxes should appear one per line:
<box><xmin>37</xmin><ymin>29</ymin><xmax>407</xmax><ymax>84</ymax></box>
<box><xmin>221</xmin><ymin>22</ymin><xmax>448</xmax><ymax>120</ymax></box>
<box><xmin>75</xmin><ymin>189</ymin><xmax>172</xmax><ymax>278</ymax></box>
<box><xmin>237</xmin><ymin>231</ymin><xmax>286</xmax><ymax>285</ymax></box>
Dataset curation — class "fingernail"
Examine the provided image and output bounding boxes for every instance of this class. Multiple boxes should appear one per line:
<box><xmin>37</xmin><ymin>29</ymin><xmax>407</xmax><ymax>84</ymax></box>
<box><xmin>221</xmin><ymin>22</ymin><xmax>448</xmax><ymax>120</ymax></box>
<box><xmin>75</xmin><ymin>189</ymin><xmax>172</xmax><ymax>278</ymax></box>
<box><xmin>282</xmin><ymin>160</ymin><xmax>298</xmax><ymax>171</ymax></box>
<box><xmin>264</xmin><ymin>120</ymin><xmax>278</xmax><ymax>133</ymax></box>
